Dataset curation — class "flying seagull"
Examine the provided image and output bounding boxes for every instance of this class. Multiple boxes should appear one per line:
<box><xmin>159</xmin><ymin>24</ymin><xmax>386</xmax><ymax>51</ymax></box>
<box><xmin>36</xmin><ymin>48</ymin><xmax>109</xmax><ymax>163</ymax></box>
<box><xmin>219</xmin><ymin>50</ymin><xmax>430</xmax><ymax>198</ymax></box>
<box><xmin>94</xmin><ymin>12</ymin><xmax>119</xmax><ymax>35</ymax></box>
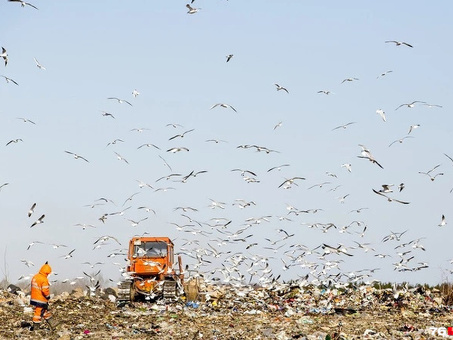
<box><xmin>186</xmin><ymin>3</ymin><xmax>200</xmax><ymax>14</ymax></box>
<box><xmin>167</xmin><ymin>147</ymin><xmax>189</xmax><ymax>153</ymax></box>
<box><xmin>28</xmin><ymin>203</ymin><xmax>36</xmax><ymax>217</ymax></box>
<box><xmin>274</xmin><ymin>83</ymin><xmax>289</xmax><ymax>93</ymax></box>
<box><xmin>30</xmin><ymin>214</ymin><xmax>45</xmax><ymax>228</ymax></box>
<box><xmin>1</xmin><ymin>75</ymin><xmax>18</xmax><ymax>85</ymax></box>
<box><xmin>107</xmin><ymin>97</ymin><xmax>133</xmax><ymax>106</ymax></box>
<box><xmin>17</xmin><ymin>117</ymin><xmax>35</xmax><ymax>124</ymax></box>
<box><xmin>408</xmin><ymin>124</ymin><xmax>420</xmax><ymax>134</ymax></box>
<box><xmin>33</xmin><ymin>58</ymin><xmax>46</xmax><ymax>70</ymax></box>
<box><xmin>6</xmin><ymin>138</ymin><xmax>23</xmax><ymax>146</ymax></box>
<box><xmin>372</xmin><ymin>189</ymin><xmax>410</xmax><ymax>204</ymax></box>
<box><xmin>332</xmin><ymin>122</ymin><xmax>356</xmax><ymax>131</ymax></box>
<box><xmin>226</xmin><ymin>54</ymin><xmax>233</xmax><ymax>62</ymax></box>
<box><xmin>100</xmin><ymin>111</ymin><xmax>115</xmax><ymax>119</ymax></box>
<box><xmin>0</xmin><ymin>47</ymin><xmax>8</xmax><ymax>66</ymax></box>
<box><xmin>439</xmin><ymin>215</ymin><xmax>447</xmax><ymax>227</ymax></box>
<box><xmin>210</xmin><ymin>103</ymin><xmax>237</xmax><ymax>112</ymax></box>
<box><xmin>65</xmin><ymin>150</ymin><xmax>89</xmax><ymax>162</ymax></box>
<box><xmin>358</xmin><ymin>144</ymin><xmax>384</xmax><ymax>169</ymax></box>
<box><xmin>385</xmin><ymin>40</ymin><xmax>413</xmax><ymax>48</ymax></box>
<box><xmin>388</xmin><ymin>136</ymin><xmax>414</xmax><ymax>147</ymax></box>
<box><xmin>169</xmin><ymin>129</ymin><xmax>194</xmax><ymax>141</ymax></box>
<box><xmin>132</xmin><ymin>89</ymin><xmax>140</xmax><ymax>97</ymax></box>
<box><xmin>341</xmin><ymin>77</ymin><xmax>359</xmax><ymax>84</ymax></box>
<box><xmin>377</xmin><ymin>70</ymin><xmax>393</xmax><ymax>79</ymax></box>
<box><xmin>395</xmin><ymin>101</ymin><xmax>426</xmax><ymax>110</ymax></box>
<box><xmin>8</xmin><ymin>0</ymin><xmax>38</xmax><ymax>10</ymax></box>
<box><xmin>376</xmin><ymin>109</ymin><xmax>386</xmax><ymax>122</ymax></box>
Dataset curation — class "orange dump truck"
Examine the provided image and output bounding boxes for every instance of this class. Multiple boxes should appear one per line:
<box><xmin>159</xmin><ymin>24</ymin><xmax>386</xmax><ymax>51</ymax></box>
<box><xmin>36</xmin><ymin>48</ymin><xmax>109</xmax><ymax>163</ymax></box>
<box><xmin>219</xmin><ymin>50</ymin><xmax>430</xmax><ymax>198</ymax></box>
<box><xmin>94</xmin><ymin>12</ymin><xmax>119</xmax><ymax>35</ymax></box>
<box><xmin>117</xmin><ymin>236</ymin><xmax>184</xmax><ymax>302</ymax></box>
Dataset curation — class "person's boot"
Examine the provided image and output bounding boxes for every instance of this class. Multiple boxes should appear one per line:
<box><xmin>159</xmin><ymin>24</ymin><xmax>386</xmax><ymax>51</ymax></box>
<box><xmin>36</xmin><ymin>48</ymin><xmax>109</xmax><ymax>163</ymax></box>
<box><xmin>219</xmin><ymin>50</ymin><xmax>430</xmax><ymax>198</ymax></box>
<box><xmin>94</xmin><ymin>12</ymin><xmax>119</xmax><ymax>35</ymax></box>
<box><xmin>31</xmin><ymin>322</ymin><xmax>40</xmax><ymax>331</ymax></box>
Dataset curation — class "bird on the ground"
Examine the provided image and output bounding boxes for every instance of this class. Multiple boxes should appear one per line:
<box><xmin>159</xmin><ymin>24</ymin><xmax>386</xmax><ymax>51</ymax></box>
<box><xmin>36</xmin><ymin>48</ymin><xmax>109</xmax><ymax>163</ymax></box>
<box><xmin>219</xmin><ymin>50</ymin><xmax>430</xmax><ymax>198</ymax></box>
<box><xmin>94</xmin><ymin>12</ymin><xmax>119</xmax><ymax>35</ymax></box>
<box><xmin>28</xmin><ymin>203</ymin><xmax>36</xmax><ymax>217</ymax></box>
<box><xmin>8</xmin><ymin>0</ymin><xmax>38</xmax><ymax>9</ymax></box>
<box><xmin>1</xmin><ymin>75</ymin><xmax>18</xmax><ymax>85</ymax></box>
<box><xmin>274</xmin><ymin>83</ymin><xmax>289</xmax><ymax>93</ymax></box>
<box><xmin>33</xmin><ymin>57</ymin><xmax>46</xmax><ymax>70</ymax></box>
<box><xmin>226</xmin><ymin>54</ymin><xmax>233</xmax><ymax>62</ymax></box>
<box><xmin>30</xmin><ymin>214</ymin><xmax>45</xmax><ymax>227</ymax></box>
<box><xmin>0</xmin><ymin>47</ymin><xmax>7</xmax><ymax>66</ymax></box>
<box><xmin>210</xmin><ymin>103</ymin><xmax>237</xmax><ymax>112</ymax></box>
<box><xmin>107</xmin><ymin>97</ymin><xmax>133</xmax><ymax>106</ymax></box>
<box><xmin>65</xmin><ymin>150</ymin><xmax>89</xmax><ymax>162</ymax></box>
<box><xmin>6</xmin><ymin>138</ymin><xmax>23</xmax><ymax>146</ymax></box>
<box><xmin>395</xmin><ymin>101</ymin><xmax>426</xmax><ymax>110</ymax></box>
<box><xmin>385</xmin><ymin>40</ymin><xmax>413</xmax><ymax>48</ymax></box>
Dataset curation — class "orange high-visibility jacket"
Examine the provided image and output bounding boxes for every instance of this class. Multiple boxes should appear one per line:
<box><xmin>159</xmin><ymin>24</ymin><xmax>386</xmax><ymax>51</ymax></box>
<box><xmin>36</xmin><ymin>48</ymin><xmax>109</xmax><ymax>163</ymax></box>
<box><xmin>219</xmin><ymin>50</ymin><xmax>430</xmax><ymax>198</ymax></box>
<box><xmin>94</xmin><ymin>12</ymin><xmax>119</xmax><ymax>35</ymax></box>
<box><xmin>30</xmin><ymin>262</ymin><xmax>52</xmax><ymax>307</ymax></box>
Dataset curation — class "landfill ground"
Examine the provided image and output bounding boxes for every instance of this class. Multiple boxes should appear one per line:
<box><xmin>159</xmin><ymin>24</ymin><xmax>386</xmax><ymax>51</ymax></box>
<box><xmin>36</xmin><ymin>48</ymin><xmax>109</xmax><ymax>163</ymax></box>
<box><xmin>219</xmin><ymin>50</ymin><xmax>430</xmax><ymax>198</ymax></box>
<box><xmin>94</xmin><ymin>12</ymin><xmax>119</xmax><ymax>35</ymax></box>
<box><xmin>2</xmin><ymin>282</ymin><xmax>453</xmax><ymax>340</ymax></box>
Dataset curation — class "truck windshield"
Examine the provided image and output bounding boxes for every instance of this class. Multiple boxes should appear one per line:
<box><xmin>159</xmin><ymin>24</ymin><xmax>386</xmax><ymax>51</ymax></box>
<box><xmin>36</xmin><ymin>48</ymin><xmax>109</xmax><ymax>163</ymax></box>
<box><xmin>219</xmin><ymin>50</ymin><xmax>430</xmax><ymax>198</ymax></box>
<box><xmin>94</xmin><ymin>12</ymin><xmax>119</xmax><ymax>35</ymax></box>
<box><xmin>133</xmin><ymin>241</ymin><xmax>167</xmax><ymax>258</ymax></box>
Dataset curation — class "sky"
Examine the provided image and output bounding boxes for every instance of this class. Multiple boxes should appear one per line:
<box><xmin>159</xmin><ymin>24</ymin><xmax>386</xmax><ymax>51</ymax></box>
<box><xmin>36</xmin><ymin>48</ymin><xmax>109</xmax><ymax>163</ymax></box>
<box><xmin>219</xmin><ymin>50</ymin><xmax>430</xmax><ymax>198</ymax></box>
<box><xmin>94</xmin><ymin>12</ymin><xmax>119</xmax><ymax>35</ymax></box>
<box><xmin>1</xmin><ymin>1</ymin><xmax>453</xmax><ymax>288</ymax></box>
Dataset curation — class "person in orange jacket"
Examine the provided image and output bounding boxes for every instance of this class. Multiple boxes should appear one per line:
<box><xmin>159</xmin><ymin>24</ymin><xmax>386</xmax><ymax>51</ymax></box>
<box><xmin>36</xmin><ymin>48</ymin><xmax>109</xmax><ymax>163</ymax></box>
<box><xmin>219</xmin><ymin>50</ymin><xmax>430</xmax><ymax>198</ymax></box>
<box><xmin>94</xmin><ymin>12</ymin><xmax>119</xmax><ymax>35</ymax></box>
<box><xmin>30</xmin><ymin>261</ymin><xmax>53</xmax><ymax>329</ymax></box>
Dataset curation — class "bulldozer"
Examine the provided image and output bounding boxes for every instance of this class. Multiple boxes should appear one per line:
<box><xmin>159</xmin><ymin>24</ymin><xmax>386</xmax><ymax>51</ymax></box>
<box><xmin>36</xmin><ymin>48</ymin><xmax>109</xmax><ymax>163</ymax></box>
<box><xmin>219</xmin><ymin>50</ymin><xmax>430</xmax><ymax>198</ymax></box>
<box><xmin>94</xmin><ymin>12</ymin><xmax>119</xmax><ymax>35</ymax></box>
<box><xmin>117</xmin><ymin>236</ymin><xmax>184</xmax><ymax>303</ymax></box>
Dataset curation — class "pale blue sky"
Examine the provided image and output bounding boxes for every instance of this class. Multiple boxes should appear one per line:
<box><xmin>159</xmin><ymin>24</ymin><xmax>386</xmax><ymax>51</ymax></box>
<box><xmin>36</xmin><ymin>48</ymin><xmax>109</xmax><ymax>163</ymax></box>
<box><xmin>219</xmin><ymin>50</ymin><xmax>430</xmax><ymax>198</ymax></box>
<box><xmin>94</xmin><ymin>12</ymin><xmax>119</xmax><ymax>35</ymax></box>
<box><xmin>1</xmin><ymin>1</ymin><xmax>452</xmax><ymax>286</ymax></box>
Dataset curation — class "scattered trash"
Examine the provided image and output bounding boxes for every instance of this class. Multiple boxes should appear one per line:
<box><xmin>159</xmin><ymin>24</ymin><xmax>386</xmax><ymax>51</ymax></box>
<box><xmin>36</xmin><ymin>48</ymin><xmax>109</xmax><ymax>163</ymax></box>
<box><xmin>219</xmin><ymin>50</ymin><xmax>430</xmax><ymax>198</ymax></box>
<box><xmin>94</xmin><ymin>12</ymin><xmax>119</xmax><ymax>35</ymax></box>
<box><xmin>0</xmin><ymin>282</ymin><xmax>452</xmax><ymax>339</ymax></box>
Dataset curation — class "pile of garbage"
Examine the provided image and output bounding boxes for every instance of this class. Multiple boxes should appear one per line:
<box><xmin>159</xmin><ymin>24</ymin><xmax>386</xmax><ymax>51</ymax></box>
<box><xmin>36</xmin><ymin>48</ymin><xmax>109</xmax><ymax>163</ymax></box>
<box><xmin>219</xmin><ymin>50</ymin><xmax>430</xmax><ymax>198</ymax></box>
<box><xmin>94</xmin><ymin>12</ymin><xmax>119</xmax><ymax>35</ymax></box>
<box><xmin>1</xmin><ymin>281</ymin><xmax>452</xmax><ymax>339</ymax></box>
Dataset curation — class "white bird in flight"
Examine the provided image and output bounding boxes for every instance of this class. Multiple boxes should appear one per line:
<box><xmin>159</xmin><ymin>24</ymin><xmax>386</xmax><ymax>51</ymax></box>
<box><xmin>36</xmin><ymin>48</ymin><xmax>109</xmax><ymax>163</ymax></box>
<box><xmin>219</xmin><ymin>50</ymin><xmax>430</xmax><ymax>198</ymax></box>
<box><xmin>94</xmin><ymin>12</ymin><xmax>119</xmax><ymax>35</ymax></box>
<box><xmin>376</xmin><ymin>109</ymin><xmax>386</xmax><ymax>122</ymax></box>
<box><xmin>1</xmin><ymin>75</ymin><xmax>18</xmax><ymax>85</ymax></box>
<box><xmin>210</xmin><ymin>103</ymin><xmax>237</xmax><ymax>112</ymax></box>
<box><xmin>385</xmin><ymin>40</ymin><xmax>413</xmax><ymax>48</ymax></box>
<box><xmin>1</xmin><ymin>47</ymin><xmax>8</xmax><ymax>66</ymax></box>
<box><xmin>274</xmin><ymin>83</ymin><xmax>289</xmax><ymax>93</ymax></box>
<box><xmin>8</xmin><ymin>0</ymin><xmax>38</xmax><ymax>10</ymax></box>
<box><xmin>33</xmin><ymin>58</ymin><xmax>46</xmax><ymax>70</ymax></box>
<box><xmin>108</xmin><ymin>97</ymin><xmax>133</xmax><ymax>106</ymax></box>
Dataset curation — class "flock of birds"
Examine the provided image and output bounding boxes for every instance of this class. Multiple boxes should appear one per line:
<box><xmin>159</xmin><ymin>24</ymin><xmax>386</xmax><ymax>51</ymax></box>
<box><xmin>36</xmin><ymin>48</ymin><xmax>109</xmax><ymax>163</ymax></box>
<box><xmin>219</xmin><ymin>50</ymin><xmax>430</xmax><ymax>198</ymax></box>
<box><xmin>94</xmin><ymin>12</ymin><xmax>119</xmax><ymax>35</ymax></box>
<box><xmin>1</xmin><ymin>2</ymin><xmax>452</xmax><ymax>295</ymax></box>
